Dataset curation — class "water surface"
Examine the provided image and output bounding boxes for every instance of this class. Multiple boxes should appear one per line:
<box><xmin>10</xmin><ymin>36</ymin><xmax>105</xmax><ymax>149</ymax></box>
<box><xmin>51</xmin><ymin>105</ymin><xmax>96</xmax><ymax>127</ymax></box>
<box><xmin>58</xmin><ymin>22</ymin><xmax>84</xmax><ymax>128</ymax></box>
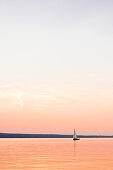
<box><xmin>0</xmin><ymin>138</ymin><xmax>113</xmax><ymax>169</ymax></box>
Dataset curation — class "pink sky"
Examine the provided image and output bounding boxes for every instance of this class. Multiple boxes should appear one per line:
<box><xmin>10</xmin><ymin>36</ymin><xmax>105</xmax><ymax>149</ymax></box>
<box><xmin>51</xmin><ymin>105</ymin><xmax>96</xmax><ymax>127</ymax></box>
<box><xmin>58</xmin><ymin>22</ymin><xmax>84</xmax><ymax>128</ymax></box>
<box><xmin>0</xmin><ymin>85</ymin><xmax>113</xmax><ymax>135</ymax></box>
<box><xmin>0</xmin><ymin>0</ymin><xmax>113</xmax><ymax>135</ymax></box>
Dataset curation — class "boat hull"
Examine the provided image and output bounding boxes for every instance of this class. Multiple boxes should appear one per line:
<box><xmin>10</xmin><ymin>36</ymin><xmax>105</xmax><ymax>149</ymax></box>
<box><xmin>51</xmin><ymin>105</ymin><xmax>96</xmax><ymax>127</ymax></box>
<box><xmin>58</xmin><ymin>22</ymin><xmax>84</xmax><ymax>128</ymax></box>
<box><xmin>73</xmin><ymin>138</ymin><xmax>80</xmax><ymax>140</ymax></box>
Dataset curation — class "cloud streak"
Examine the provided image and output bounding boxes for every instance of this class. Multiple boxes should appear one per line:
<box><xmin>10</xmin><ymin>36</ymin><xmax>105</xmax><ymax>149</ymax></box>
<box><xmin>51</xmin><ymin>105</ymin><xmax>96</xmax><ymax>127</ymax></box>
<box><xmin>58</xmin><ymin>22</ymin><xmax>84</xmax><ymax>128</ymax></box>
<box><xmin>0</xmin><ymin>87</ymin><xmax>23</xmax><ymax>108</ymax></box>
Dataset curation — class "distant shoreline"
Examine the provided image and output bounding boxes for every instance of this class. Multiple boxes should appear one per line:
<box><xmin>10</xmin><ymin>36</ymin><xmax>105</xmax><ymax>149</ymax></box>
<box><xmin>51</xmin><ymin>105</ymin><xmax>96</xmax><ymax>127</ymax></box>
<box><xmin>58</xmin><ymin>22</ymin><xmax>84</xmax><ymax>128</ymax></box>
<box><xmin>0</xmin><ymin>133</ymin><xmax>113</xmax><ymax>138</ymax></box>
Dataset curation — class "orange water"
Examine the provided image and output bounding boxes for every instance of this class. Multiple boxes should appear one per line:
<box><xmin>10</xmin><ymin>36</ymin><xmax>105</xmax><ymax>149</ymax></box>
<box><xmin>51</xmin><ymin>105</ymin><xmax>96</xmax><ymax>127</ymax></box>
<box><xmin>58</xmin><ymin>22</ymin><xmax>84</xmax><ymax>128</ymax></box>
<box><xmin>0</xmin><ymin>138</ymin><xmax>113</xmax><ymax>170</ymax></box>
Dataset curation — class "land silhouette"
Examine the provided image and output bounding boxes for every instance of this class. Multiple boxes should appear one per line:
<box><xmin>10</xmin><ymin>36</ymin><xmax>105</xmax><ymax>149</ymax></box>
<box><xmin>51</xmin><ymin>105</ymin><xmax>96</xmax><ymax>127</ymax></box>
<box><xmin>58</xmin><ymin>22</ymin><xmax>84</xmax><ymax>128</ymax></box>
<box><xmin>0</xmin><ymin>133</ymin><xmax>113</xmax><ymax>138</ymax></box>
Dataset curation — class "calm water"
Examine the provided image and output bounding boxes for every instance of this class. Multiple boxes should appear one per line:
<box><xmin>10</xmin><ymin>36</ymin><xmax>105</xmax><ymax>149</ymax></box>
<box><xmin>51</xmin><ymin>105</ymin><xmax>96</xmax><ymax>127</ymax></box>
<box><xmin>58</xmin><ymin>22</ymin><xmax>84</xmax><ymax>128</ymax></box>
<box><xmin>0</xmin><ymin>138</ymin><xmax>113</xmax><ymax>170</ymax></box>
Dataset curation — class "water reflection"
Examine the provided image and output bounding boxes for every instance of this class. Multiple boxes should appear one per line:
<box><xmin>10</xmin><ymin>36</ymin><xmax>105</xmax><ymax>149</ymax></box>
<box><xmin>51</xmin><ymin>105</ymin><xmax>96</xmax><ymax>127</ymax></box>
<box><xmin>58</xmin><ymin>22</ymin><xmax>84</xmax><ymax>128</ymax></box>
<box><xmin>0</xmin><ymin>138</ymin><xmax>113</xmax><ymax>170</ymax></box>
<box><xmin>73</xmin><ymin>140</ymin><xmax>76</xmax><ymax>152</ymax></box>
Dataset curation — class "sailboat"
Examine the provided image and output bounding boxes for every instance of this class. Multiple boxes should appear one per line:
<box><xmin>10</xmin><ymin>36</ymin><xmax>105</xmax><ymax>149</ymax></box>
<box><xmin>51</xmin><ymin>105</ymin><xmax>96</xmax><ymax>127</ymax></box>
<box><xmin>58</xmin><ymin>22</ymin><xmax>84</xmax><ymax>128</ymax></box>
<box><xmin>73</xmin><ymin>129</ymin><xmax>80</xmax><ymax>140</ymax></box>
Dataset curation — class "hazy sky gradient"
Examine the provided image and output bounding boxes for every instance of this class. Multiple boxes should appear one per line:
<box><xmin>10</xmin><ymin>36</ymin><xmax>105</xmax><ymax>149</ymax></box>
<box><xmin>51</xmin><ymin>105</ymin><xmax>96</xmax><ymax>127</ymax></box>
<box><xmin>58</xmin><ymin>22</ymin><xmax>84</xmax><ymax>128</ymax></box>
<box><xmin>0</xmin><ymin>0</ymin><xmax>113</xmax><ymax>134</ymax></box>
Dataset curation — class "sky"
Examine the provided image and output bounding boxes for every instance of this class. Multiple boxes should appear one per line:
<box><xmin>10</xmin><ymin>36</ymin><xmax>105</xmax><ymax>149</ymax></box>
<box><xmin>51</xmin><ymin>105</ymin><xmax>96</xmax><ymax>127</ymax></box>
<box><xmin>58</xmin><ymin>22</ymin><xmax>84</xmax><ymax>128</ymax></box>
<box><xmin>0</xmin><ymin>0</ymin><xmax>113</xmax><ymax>135</ymax></box>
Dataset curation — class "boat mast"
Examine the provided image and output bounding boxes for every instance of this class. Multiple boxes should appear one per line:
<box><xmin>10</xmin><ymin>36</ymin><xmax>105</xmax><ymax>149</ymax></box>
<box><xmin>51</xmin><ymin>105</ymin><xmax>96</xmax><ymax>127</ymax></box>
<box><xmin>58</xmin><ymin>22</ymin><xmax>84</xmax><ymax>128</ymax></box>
<box><xmin>73</xmin><ymin>129</ymin><xmax>77</xmax><ymax>139</ymax></box>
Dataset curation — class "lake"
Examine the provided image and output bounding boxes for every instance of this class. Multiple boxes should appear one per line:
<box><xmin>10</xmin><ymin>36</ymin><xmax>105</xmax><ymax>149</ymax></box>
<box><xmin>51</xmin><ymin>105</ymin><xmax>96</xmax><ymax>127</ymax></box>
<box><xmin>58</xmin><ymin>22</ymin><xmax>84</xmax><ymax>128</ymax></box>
<box><xmin>0</xmin><ymin>138</ymin><xmax>113</xmax><ymax>169</ymax></box>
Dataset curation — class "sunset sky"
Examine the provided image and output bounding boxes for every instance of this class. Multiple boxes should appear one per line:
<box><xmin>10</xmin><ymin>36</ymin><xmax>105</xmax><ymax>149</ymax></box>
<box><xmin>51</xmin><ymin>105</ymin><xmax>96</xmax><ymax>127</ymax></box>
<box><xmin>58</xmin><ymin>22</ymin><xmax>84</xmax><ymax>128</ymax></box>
<box><xmin>0</xmin><ymin>0</ymin><xmax>113</xmax><ymax>135</ymax></box>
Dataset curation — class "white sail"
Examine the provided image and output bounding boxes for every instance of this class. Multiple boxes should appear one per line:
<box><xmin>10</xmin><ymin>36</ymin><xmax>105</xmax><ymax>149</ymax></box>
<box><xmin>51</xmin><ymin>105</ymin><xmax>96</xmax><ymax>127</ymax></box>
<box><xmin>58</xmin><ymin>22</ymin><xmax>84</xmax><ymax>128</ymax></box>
<box><xmin>73</xmin><ymin>129</ymin><xmax>77</xmax><ymax>139</ymax></box>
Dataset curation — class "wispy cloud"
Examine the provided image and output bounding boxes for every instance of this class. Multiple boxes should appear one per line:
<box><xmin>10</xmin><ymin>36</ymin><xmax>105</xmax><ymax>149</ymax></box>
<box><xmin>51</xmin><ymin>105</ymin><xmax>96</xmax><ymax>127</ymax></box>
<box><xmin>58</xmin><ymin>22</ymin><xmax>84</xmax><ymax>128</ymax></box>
<box><xmin>0</xmin><ymin>87</ymin><xmax>23</xmax><ymax>108</ymax></box>
<box><xmin>29</xmin><ymin>87</ymin><xmax>75</xmax><ymax>106</ymax></box>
